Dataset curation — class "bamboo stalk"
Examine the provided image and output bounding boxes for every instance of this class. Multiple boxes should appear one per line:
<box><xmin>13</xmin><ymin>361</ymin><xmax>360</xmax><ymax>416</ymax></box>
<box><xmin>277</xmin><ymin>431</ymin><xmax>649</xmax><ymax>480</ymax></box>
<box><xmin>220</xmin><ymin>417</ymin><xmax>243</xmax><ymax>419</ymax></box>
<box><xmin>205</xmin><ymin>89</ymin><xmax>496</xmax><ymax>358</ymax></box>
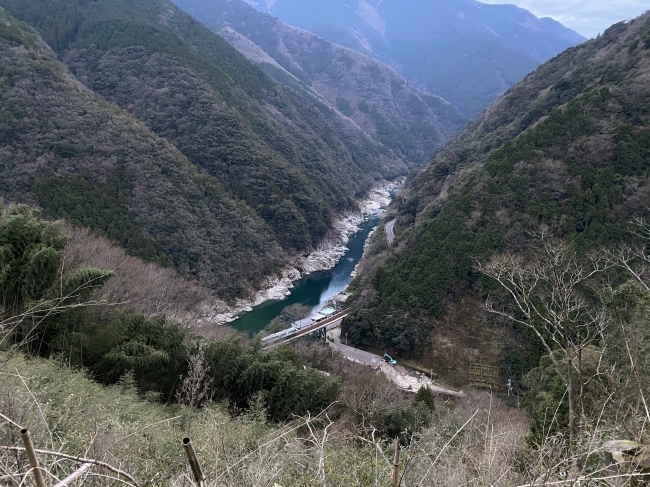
<box><xmin>53</xmin><ymin>463</ymin><xmax>93</xmax><ymax>487</ymax></box>
<box><xmin>0</xmin><ymin>446</ymin><xmax>139</xmax><ymax>486</ymax></box>
<box><xmin>20</xmin><ymin>429</ymin><xmax>46</xmax><ymax>487</ymax></box>
<box><xmin>392</xmin><ymin>439</ymin><xmax>401</xmax><ymax>486</ymax></box>
<box><xmin>182</xmin><ymin>438</ymin><xmax>206</xmax><ymax>487</ymax></box>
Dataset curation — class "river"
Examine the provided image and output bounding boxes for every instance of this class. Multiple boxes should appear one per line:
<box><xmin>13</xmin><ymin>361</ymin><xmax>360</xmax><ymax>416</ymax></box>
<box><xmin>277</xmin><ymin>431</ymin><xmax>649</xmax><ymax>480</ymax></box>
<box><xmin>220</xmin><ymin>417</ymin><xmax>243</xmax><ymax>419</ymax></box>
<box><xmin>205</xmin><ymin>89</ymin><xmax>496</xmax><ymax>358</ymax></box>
<box><xmin>231</xmin><ymin>212</ymin><xmax>381</xmax><ymax>335</ymax></box>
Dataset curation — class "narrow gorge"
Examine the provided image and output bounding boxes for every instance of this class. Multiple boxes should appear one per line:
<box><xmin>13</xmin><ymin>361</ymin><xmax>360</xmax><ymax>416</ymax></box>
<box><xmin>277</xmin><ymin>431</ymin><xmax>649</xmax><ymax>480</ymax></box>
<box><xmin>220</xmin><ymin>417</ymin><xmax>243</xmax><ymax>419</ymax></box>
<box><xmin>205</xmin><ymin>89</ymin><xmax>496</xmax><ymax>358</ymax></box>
<box><xmin>200</xmin><ymin>179</ymin><xmax>402</xmax><ymax>331</ymax></box>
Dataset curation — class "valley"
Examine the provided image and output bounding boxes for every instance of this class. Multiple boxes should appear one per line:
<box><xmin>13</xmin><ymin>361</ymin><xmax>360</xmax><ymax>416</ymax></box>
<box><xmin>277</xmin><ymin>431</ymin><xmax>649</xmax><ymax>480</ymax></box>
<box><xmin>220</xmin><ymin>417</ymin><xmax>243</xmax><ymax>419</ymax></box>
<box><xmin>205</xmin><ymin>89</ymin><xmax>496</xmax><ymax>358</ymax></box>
<box><xmin>201</xmin><ymin>179</ymin><xmax>400</xmax><ymax>328</ymax></box>
<box><xmin>1</xmin><ymin>1</ymin><xmax>650</xmax><ymax>486</ymax></box>
<box><xmin>239</xmin><ymin>0</ymin><xmax>586</xmax><ymax>117</ymax></box>
<box><xmin>0</xmin><ymin>0</ymin><xmax>413</xmax><ymax>301</ymax></box>
<box><xmin>173</xmin><ymin>0</ymin><xmax>469</xmax><ymax>164</ymax></box>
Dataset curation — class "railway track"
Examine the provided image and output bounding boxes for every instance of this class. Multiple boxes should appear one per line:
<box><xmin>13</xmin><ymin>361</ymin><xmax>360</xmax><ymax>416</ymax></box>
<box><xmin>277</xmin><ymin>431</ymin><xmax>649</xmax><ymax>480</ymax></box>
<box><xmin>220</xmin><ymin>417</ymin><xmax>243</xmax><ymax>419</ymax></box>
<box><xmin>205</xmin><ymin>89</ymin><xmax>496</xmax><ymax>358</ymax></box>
<box><xmin>263</xmin><ymin>309</ymin><xmax>349</xmax><ymax>349</ymax></box>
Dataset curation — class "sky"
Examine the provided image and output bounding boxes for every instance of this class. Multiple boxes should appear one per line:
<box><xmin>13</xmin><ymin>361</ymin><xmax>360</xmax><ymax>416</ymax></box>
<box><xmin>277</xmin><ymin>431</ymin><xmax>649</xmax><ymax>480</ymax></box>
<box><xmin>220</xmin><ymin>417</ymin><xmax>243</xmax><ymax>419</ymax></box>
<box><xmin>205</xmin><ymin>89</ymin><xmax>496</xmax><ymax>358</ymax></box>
<box><xmin>479</xmin><ymin>0</ymin><xmax>650</xmax><ymax>38</ymax></box>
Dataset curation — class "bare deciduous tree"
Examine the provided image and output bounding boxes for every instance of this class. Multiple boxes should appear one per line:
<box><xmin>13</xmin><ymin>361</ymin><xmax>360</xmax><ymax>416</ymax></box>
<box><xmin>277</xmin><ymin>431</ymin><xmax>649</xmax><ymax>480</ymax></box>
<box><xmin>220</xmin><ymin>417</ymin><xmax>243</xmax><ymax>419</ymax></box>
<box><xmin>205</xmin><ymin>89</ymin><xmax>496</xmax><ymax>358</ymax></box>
<box><xmin>177</xmin><ymin>342</ymin><xmax>212</xmax><ymax>409</ymax></box>
<box><xmin>177</xmin><ymin>342</ymin><xmax>213</xmax><ymax>438</ymax></box>
<box><xmin>477</xmin><ymin>235</ymin><xmax>610</xmax><ymax>447</ymax></box>
<box><xmin>603</xmin><ymin>216</ymin><xmax>650</xmax><ymax>290</ymax></box>
<box><xmin>302</xmin><ymin>412</ymin><xmax>335</xmax><ymax>485</ymax></box>
<box><xmin>62</xmin><ymin>225</ymin><xmax>211</xmax><ymax>323</ymax></box>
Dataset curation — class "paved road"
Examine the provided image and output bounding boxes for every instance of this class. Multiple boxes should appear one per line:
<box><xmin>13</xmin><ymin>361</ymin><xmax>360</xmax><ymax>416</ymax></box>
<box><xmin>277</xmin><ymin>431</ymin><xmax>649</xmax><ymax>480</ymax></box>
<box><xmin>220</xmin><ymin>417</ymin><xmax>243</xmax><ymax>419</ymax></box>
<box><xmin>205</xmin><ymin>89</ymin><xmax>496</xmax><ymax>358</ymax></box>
<box><xmin>385</xmin><ymin>219</ymin><xmax>396</xmax><ymax>245</ymax></box>
<box><xmin>329</xmin><ymin>340</ymin><xmax>464</xmax><ymax>397</ymax></box>
<box><xmin>331</xmin><ymin>341</ymin><xmax>382</xmax><ymax>367</ymax></box>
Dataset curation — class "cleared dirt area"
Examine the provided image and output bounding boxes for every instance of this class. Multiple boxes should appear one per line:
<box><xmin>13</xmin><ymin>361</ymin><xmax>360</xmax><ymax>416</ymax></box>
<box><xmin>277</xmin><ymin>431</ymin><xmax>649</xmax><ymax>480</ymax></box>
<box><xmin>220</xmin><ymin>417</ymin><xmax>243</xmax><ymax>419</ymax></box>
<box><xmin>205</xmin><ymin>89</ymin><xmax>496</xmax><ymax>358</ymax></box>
<box><xmin>328</xmin><ymin>328</ymin><xmax>464</xmax><ymax>397</ymax></box>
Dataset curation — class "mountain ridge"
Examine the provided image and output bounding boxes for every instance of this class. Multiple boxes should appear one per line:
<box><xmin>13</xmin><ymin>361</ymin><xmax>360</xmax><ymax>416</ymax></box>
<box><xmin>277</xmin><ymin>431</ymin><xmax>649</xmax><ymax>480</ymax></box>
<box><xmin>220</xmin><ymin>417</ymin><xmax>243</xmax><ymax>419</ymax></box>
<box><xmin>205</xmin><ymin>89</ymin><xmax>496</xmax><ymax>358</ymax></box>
<box><xmin>173</xmin><ymin>0</ymin><xmax>468</xmax><ymax>165</ymax></box>
<box><xmin>0</xmin><ymin>0</ymin><xmax>407</xmax><ymax>300</ymax></box>
<box><xmin>242</xmin><ymin>0</ymin><xmax>586</xmax><ymax>117</ymax></box>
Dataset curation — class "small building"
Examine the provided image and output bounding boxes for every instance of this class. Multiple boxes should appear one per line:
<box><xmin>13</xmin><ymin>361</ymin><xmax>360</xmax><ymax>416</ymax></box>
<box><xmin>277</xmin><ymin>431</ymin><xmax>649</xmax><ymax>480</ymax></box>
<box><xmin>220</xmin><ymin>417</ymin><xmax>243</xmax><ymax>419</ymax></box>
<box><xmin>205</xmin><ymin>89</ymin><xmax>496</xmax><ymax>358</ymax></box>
<box><xmin>331</xmin><ymin>293</ymin><xmax>350</xmax><ymax>309</ymax></box>
<box><xmin>291</xmin><ymin>318</ymin><xmax>313</xmax><ymax>330</ymax></box>
<box><xmin>311</xmin><ymin>313</ymin><xmax>326</xmax><ymax>322</ymax></box>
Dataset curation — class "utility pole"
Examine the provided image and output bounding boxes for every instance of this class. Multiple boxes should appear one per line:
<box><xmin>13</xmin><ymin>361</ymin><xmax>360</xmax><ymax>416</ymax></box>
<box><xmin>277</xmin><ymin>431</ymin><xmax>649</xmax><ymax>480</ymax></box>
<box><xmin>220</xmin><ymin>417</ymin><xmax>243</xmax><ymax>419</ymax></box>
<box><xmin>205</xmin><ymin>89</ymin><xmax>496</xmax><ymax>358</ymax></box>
<box><xmin>345</xmin><ymin>332</ymin><xmax>348</xmax><ymax>346</ymax></box>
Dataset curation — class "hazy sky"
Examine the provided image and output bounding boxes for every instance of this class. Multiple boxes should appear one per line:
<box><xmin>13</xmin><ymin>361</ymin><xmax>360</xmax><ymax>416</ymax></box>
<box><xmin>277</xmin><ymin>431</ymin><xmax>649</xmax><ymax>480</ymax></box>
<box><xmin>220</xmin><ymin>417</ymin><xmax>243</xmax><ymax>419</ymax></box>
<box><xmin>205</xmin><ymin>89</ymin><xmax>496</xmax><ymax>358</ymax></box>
<box><xmin>479</xmin><ymin>0</ymin><xmax>649</xmax><ymax>38</ymax></box>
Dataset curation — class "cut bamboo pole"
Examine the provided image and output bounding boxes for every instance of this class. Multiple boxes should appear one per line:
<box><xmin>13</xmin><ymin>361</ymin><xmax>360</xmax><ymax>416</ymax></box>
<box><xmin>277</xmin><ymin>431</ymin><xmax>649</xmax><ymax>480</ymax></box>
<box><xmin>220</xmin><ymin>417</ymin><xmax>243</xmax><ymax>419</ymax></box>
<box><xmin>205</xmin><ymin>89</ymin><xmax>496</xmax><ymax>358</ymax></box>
<box><xmin>392</xmin><ymin>439</ymin><xmax>401</xmax><ymax>486</ymax></box>
<box><xmin>182</xmin><ymin>437</ymin><xmax>206</xmax><ymax>487</ymax></box>
<box><xmin>53</xmin><ymin>463</ymin><xmax>93</xmax><ymax>487</ymax></box>
<box><xmin>20</xmin><ymin>429</ymin><xmax>46</xmax><ymax>487</ymax></box>
<box><xmin>0</xmin><ymin>445</ymin><xmax>138</xmax><ymax>486</ymax></box>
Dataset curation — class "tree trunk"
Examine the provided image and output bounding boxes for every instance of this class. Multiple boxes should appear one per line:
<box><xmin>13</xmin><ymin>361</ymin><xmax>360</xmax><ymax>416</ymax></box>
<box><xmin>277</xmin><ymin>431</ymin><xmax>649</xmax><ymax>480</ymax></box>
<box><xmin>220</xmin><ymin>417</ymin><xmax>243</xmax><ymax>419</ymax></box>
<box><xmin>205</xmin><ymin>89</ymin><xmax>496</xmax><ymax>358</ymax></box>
<box><xmin>566</xmin><ymin>337</ymin><xmax>575</xmax><ymax>448</ymax></box>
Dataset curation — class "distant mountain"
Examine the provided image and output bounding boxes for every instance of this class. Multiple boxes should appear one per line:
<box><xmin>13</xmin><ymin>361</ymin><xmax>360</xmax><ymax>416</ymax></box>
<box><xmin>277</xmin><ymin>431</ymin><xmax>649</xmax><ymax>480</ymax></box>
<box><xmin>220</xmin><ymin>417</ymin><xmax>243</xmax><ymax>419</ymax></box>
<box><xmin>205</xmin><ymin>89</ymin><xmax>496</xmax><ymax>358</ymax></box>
<box><xmin>345</xmin><ymin>14</ymin><xmax>650</xmax><ymax>382</ymax></box>
<box><xmin>173</xmin><ymin>0</ymin><xmax>468</xmax><ymax>165</ymax></box>
<box><xmin>243</xmin><ymin>0</ymin><xmax>586</xmax><ymax>117</ymax></box>
<box><xmin>0</xmin><ymin>0</ymin><xmax>406</xmax><ymax>300</ymax></box>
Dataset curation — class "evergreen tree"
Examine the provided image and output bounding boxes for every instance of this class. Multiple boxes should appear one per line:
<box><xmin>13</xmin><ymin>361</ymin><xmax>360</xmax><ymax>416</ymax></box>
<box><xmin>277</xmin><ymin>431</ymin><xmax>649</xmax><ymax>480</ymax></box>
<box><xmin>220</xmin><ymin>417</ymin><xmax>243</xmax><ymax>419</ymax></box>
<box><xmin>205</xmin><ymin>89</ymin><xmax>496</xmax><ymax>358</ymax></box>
<box><xmin>0</xmin><ymin>204</ymin><xmax>113</xmax><ymax>351</ymax></box>
<box><xmin>414</xmin><ymin>386</ymin><xmax>436</xmax><ymax>411</ymax></box>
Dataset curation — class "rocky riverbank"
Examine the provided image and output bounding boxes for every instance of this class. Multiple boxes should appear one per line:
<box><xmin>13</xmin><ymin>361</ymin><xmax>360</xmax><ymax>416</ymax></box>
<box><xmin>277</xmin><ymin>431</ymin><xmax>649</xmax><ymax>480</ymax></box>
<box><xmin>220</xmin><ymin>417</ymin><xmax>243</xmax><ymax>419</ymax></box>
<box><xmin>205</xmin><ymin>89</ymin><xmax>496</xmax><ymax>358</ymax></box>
<box><xmin>350</xmin><ymin>226</ymin><xmax>377</xmax><ymax>279</ymax></box>
<box><xmin>196</xmin><ymin>178</ymin><xmax>402</xmax><ymax>326</ymax></box>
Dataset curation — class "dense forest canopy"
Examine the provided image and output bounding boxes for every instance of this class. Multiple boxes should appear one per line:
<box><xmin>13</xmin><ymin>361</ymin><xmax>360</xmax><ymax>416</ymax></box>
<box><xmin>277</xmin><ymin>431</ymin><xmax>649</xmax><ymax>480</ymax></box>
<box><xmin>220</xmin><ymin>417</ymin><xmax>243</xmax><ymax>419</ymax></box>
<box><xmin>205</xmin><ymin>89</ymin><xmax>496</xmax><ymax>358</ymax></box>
<box><xmin>345</xmin><ymin>13</ymin><xmax>650</xmax><ymax>379</ymax></box>
<box><xmin>0</xmin><ymin>7</ymin><xmax>290</xmax><ymax>298</ymax></box>
<box><xmin>0</xmin><ymin>0</ymin><xmax>410</xmax><ymax>300</ymax></box>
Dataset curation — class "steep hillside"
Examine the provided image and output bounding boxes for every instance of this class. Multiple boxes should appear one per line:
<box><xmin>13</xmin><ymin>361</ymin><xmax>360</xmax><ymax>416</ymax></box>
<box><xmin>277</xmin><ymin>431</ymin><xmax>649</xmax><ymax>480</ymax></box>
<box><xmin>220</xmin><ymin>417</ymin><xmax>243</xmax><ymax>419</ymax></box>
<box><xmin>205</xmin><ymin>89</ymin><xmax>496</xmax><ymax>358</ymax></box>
<box><xmin>173</xmin><ymin>0</ymin><xmax>468</xmax><ymax>165</ymax></box>
<box><xmin>345</xmin><ymin>14</ymin><xmax>650</xmax><ymax>383</ymax></box>
<box><xmin>0</xmin><ymin>7</ymin><xmax>288</xmax><ymax>298</ymax></box>
<box><xmin>245</xmin><ymin>0</ymin><xmax>585</xmax><ymax>117</ymax></box>
<box><xmin>0</xmin><ymin>0</ymin><xmax>406</xmax><ymax>299</ymax></box>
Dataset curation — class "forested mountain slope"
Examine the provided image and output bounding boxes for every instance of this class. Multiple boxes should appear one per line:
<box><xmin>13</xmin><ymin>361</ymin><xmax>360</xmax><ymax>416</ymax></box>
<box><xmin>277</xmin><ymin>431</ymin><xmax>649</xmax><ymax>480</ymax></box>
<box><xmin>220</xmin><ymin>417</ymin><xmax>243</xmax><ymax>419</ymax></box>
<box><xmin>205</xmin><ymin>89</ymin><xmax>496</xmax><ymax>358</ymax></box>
<box><xmin>0</xmin><ymin>0</ymin><xmax>406</xmax><ymax>299</ymax></box>
<box><xmin>0</xmin><ymin>8</ymin><xmax>288</xmax><ymax>298</ymax></box>
<box><xmin>173</xmin><ymin>0</ymin><xmax>468</xmax><ymax>165</ymax></box>
<box><xmin>243</xmin><ymin>0</ymin><xmax>585</xmax><ymax>117</ymax></box>
<box><xmin>345</xmin><ymin>13</ymin><xmax>650</xmax><ymax>382</ymax></box>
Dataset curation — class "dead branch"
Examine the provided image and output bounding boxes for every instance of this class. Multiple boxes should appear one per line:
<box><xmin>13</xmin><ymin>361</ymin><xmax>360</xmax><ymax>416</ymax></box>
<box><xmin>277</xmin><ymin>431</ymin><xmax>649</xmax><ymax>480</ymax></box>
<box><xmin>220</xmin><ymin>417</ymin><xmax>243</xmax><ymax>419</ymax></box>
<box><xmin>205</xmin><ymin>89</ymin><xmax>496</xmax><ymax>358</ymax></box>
<box><xmin>0</xmin><ymin>446</ymin><xmax>139</xmax><ymax>486</ymax></box>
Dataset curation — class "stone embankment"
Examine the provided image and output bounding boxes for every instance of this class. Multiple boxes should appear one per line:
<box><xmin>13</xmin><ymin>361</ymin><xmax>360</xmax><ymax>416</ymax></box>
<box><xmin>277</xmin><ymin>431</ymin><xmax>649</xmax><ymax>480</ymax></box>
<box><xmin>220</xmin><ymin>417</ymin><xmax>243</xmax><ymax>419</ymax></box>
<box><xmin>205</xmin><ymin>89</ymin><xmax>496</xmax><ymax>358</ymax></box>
<box><xmin>196</xmin><ymin>178</ymin><xmax>403</xmax><ymax>326</ymax></box>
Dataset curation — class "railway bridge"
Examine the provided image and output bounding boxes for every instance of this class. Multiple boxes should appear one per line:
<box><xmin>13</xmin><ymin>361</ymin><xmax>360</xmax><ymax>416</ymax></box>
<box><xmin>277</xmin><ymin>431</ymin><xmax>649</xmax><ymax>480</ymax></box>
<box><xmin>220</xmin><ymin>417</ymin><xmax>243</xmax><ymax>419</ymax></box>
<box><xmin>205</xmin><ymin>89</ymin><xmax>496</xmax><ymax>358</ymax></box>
<box><xmin>262</xmin><ymin>309</ymin><xmax>349</xmax><ymax>349</ymax></box>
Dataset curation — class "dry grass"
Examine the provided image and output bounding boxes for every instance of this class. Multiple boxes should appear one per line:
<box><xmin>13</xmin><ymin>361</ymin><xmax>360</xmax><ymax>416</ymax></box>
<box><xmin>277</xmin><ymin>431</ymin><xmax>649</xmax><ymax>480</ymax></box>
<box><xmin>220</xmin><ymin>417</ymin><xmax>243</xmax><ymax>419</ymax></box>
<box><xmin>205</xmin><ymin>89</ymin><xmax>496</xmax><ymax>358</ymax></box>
<box><xmin>61</xmin><ymin>225</ymin><xmax>212</xmax><ymax>324</ymax></box>
<box><xmin>400</xmin><ymin>391</ymin><xmax>529</xmax><ymax>487</ymax></box>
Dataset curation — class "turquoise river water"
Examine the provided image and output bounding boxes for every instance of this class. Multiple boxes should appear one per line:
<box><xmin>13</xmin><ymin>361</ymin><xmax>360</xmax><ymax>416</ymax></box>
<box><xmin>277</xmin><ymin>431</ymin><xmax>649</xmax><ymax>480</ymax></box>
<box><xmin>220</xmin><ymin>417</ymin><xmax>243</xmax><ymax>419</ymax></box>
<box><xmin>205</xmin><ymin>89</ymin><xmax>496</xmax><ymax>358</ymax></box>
<box><xmin>231</xmin><ymin>212</ymin><xmax>381</xmax><ymax>335</ymax></box>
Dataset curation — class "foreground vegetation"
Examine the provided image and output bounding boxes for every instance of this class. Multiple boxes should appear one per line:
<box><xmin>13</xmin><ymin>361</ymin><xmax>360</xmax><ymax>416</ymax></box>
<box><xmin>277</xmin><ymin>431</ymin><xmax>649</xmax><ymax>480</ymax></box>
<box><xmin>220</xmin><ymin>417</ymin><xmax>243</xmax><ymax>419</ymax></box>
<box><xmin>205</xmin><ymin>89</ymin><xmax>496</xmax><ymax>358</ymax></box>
<box><xmin>1</xmin><ymin>352</ymin><xmax>531</xmax><ymax>487</ymax></box>
<box><xmin>0</xmin><ymin>204</ymin><xmax>449</xmax><ymax>485</ymax></box>
<box><xmin>3</xmin><ymin>202</ymin><xmax>650</xmax><ymax>486</ymax></box>
<box><xmin>6</xmin><ymin>279</ymin><xmax>650</xmax><ymax>487</ymax></box>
